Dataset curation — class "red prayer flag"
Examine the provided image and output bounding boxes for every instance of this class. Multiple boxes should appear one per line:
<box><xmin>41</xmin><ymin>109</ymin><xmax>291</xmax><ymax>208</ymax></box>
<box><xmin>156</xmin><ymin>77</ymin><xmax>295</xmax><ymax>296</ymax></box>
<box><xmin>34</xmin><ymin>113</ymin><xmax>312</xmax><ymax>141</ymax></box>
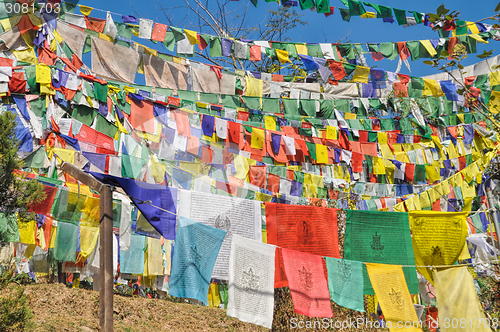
<box><xmin>249</xmin><ymin>45</ymin><xmax>262</xmax><ymax>61</ymax></box>
<box><xmin>281</xmin><ymin>248</ymin><xmax>333</xmax><ymax>318</ymax></box>
<box><xmin>265</xmin><ymin>203</ymin><xmax>339</xmax><ymax>288</ymax></box>
<box><xmin>328</xmin><ymin>60</ymin><xmax>346</xmax><ymax>80</ymax></box>
<box><xmin>151</xmin><ymin>23</ymin><xmax>168</xmax><ymax>42</ymax></box>
<box><xmin>130</xmin><ymin>99</ymin><xmax>155</xmax><ymax>134</ymax></box>
<box><xmin>249</xmin><ymin>165</ymin><xmax>267</xmax><ymax>188</ymax></box>
<box><xmin>84</xmin><ymin>16</ymin><xmax>106</xmax><ymax>33</ymax></box>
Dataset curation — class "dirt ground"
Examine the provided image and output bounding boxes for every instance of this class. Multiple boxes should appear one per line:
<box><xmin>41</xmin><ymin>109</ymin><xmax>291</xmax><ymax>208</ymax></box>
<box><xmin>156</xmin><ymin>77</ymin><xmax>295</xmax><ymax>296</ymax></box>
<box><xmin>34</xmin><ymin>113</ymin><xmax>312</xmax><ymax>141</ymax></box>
<box><xmin>22</xmin><ymin>283</ymin><xmax>267</xmax><ymax>332</ymax></box>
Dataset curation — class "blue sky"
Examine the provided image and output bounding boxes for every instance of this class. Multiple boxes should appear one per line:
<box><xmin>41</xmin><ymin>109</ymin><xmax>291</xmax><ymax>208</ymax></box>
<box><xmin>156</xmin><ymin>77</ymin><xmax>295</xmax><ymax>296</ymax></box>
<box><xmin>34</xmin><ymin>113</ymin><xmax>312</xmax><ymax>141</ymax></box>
<box><xmin>74</xmin><ymin>0</ymin><xmax>500</xmax><ymax>80</ymax></box>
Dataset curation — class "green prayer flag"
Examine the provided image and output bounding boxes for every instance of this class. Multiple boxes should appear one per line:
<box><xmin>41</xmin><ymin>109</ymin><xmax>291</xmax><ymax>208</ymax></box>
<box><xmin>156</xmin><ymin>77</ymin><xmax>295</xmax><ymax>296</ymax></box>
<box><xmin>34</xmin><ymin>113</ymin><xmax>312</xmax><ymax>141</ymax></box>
<box><xmin>455</xmin><ymin>20</ymin><xmax>468</xmax><ymax>36</ymax></box>
<box><xmin>30</xmin><ymin>96</ymin><xmax>46</xmax><ymax>117</ymax></box>
<box><xmin>0</xmin><ymin>213</ymin><xmax>20</xmax><ymax>243</ymax></box>
<box><xmin>242</xmin><ymin>96</ymin><xmax>261</xmax><ymax>110</ymax></box>
<box><xmin>283</xmin><ymin>99</ymin><xmax>299</xmax><ymax>116</ymax></box>
<box><xmin>393</xmin><ymin>8</ymin><xmax>407</xmax><ymax>25</ymax></box>
<box><xmin>344</xmin><ymin>210</ymin><xmax>419</xmax><ymax>295</ymax></box>
<box><xmin>335</xmin><ymin>99</ymin><xmax>351</xmax><ymax>113</ymax></box>
<box><xmin>367</xmin><ymin>43</ymin><xmax>380</xmax><ymax>53</ymax></box>
<box><xmin>363</xmin><ymin>2</ymin><xmax>392</xmax><ymax>18</ymax></box>
<box><xmin>380</xmin><ymin>42</ymin><xmax>397</xmax><ymax>60</ymax></box>
<box><xmin>306</xmin><ymin>44</ymin><xmax>323</xmax><ymax>58</ymax></box>
<box><xmin>51</xmin><ymin>190</ymin><xmax>85</xmax><ymax>224</ymax></box>
<box><xmin>294</xmin><ymin>170</ymin><xmax>304</xmax><ymax>183</ymax></box>
<box><xmin>24</xmin><ymin>146</ymin><xmax>47</xmax><ymax>169</ymax></box>
<box><xmin>221</xmin><ymin>94</ymin><xmax>241</xmax><ymax>108</ymax></box>
<box><xmin>210</xmin><ymin>37</ymin><xmax>222</xmax><ymax>57</ymax></box>
<box><xmin>408</xmin><ymin>77</ymin><xmax>424</xmax><ymax>98</ymax></box>
<box><xmin>54</xmin><ymin>221</ymin><xmax>78</xmax><ymax>262</ymax></box>
<box><xmin>95</xmin><ymin>114</ymin><xmax>118</xmax><ymax>139</ymax></box>
<box><xmin>316</xmin><ymin>0</ymin><xmax>330</xmax><ymax>13</ymax></box>
<box><xmin>343</xmin><ymin>63</ymin><xmax>356</xmax><ymax>76</ymax></box>
<box><xmin>163</xmin><ymin>31</ymin><xmax>176</xmax><ymax>52</ymax></box>
<box><xmin>411</xmin><ymin>11</ymin><xmax>422</xmax><ymax>24</ymax></box>
<box><xmin>348</xmin><ymin>0</ymin><xmax>366</xmax><ymax>16</ymax></box>
<box><xmin>319</xmin><ymin>99</ymin><xmax>335</xmax><ymax>118</ymax></box>
<box><xmin>94</xmin><ymin>82</ymin><xmax>108</xmax><ymax>103</ymax></box>
<box><xmin>24</xmin><ymin>66</ymin><xmax>37</xmax><ymax>92</ymax></box>
<box><xmin>199</xmin><ymin>92</ymin><xmax>220</xmax><ymax>104</ymax></box>
<box><xmin>305</xmin><ymin>141</ymin><xmax>316</xmax><ymax>160</ymax></box>
<box><xmin>121</xmin><ymin>154</ymin><xmax>144</xmax><ymax>179</ymax></box>
<box><xmin>299</xmin><ymin>99</ymin><xmax>316</xmax><ymax>117</ymax></box>
<box><xmin>325</xmin><ymin>257</ymin><xmax>365</xmax><ymax>312</ymax></box>
<box><xmin>337</xmin><ymin>44</ymin><xmax>355</xmax><ymax>59</ymax></box>
<box><xmin>170</xmin><ymin>27</ymin><xmax>185</xmax><ymax>42</ymax></box>
<box><xmin>406</xmin><ymin>41</ymin><xmax>420</xmax><ymax>60</ymax></box>
<box><xmin>339</xmin><ymin>8</ymin><xmax>351</xmax><ymax>21</ymax></box>
<box><xmin>72</xmin><ymin>105</ymin><xmax>96</xmax><ymax>127</ymax></box>
<box><xmin>414</xmin><ymin>164</ymin><xmax>427</xmax><ymax>182</ymax></box>
<box><xmin>262</xmin><ymin>98</ymin><xmax>280</xmax><ymax>114</ymax></box>
<box><xmin>61</xmin><ymin>42</ymin><xmax>74</xmax><ymax>59</ymax></box>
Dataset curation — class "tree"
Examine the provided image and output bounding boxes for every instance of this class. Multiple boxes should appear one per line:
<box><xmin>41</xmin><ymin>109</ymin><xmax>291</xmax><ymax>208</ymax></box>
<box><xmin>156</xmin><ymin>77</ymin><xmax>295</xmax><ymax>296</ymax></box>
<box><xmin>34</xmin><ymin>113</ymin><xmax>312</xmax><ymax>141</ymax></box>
<box><xmin>0</xmin><ymin>111</ymin><xmax>45</xmax><ymax>242</ymax></box>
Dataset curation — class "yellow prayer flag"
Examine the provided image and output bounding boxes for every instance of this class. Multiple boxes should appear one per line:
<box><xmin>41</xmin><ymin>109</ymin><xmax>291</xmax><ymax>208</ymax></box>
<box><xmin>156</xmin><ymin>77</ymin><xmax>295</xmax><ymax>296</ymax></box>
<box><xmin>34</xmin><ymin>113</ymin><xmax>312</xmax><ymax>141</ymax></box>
<box><xmin>326</xmin><ymin>126</ymin><xmax>337</xmax><ymax>139</ymax></box>
<box><xmin>234</xmin><ymin>154</ymin><xmax>249</xmax><ymax>180</ymax></box>
<box><xmin>352</xmin><ymin>66</ymin><xmax>370</xmax><ymax>83</ymax></box>
<box><xmin>147</xmin><ymin>237</ymin><xmax>164</xmax><ymax>276</ymax></box>
<box><xmin>433</xmin><ymin>267</ymin><xmax>491</xmax><ymax>332</ymax></box>
<box><xmin>343</xmin><ymin>112</ymin><xmax>357</xmax><ymax>120</ymax></box>
<box><xmin>360</xmin><ymin>11</ymin><xmax>376</xmax><ymax>18</ymax></box>
<box><xmin>0</xmin><ymin>15</ymin><xmax>21</xmax><ymax>31</ymax></box>
<box><xmin>251</xmin><ymin>128</ymin><xmax>264</xmax><ymax>149</ymax></box>
<box><xmin>295</xmin><ymin>43</ymin><xmax>307</xmax><ymax>55</ymax></box>
<box><xmin>77</xmin><ymin>225</ymin><xmax>99</xmax><ymax>263</ymax></box>
<box><xmin>13</xmin><ymin>48</ymin><xmax>38</xmax><ymax>65</ymax></box>
<box><xmin>366</xmin><ymin>263</ymin><xmax>422</xmax><ymax>332</ymax></box>
<box><xmin>245</xmin><ymin>76</ymin><xmax>263</xmax><ymax>97</ymax></box>
<box><xmin>373</xmin><ymin>156</ymin><xmax>386</xmax><ymax>174</ymax></box>
<box><xmin>316</xmin><ymin>144</ymin><xmax>328</xmax><ymax>164</ymax></box>
<box><xmin>409</xmin><ymin>211</ymin><xmax>467</xmax><ymax>284</ymax></box>
<box><xmin>377</xmin><ymin>131</ymin><xmax>388</xmax><ymax>145</ymax></box>
<box><xmin>18</xmin><ymin>217</ymin><xmax>36</xmax><ymax>245</ymax></box>
<box><xmin>78</xmin><ymin>5</ymin><xmax>93</xmax><ymax>16</ymax></box>
<box><xmin>419</xmin><ymin>40</ymin><xmax>437</xmax><ymax>57</ymax></box>
<box><xmin>99</xmin><ymin>33</ymin><xmax>114</xmax><ymax>42</ymax></box>
<box><xmin>470</xmin><ymin>34</ymin><xmax>488</xmax><ymax>43</ymax></box>
<box><xmin>422</xmin><ymin>78</ymin><xmax>444</xmax><ymax>97</ymax></box>
<box><xmin>275</xmin><ymin>49</ymin><xmax>291</xmax><ymax>64</ymax></box>
<box><xmin>489</xmin><ymin>71</ymin><xmax>500</xmax><ymax>87</ymax></box>
<box><xmin>264</xmin><ymin>115</ymin><xmax>276</xmax><ymax>131</ymax></box>
<box><xmin>208</xmin><ymin>283</ymin><xmax>221</xmax><ymax>308</ymax></box>
<box><xmin>184</xmin><ymin>29</ymin><xmax>200</xmax><ymax>45</ymax></box>
<box><xmin>466</xmin><ymin>21</ymin><xmax>480</xmax><ymax>34</ymax></box>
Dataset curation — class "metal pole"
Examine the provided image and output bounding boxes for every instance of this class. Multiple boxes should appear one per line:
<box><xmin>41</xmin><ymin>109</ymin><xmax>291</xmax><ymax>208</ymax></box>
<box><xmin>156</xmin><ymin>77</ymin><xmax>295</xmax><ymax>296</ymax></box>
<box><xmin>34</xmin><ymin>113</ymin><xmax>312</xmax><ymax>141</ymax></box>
<box><xmin>100</xmin><ymin>186</ymin><xmax>114</xmax><ymax>332</ymax></box>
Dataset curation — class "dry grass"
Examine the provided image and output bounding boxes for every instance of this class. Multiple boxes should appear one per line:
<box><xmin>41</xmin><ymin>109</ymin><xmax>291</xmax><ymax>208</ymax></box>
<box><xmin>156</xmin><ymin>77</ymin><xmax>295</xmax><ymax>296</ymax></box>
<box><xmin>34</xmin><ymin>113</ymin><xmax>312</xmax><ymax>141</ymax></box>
<box><xmin>22</xmin><ymin>283</ymin><xmax>267</xmax><ymax>332</ymax></box>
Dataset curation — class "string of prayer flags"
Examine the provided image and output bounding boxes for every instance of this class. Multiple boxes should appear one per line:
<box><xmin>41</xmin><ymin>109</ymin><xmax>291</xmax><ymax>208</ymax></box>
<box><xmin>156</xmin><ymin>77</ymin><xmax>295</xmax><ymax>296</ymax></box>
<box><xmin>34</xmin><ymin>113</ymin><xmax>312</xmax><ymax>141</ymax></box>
<box><xmin>409</xmin><ymin>211</ymin><xmax>468</xmax><ymax>284</ymax></box>
<box><xmin>366</xmin><ymin>263</ymin><xmax>422</xmax><ymax>332</ymax></box>
<box><xmin>344</xmin><ymin>210</ymin><xmax>419</xmax><ymax>295</ymax></box>
<box><xmin>227</xmin><ymin>235</ymin><xmax>276</xmax><ymax>329</ymax></box>
<box><xmin>281</xmin><ymin>248</ymin><xmax>333</xmax><ymax>318</ymax></box>
<box><xmin>169</xmin><ymin>216</ymin><xmax>226</xmax><ymax>306</ymax></box>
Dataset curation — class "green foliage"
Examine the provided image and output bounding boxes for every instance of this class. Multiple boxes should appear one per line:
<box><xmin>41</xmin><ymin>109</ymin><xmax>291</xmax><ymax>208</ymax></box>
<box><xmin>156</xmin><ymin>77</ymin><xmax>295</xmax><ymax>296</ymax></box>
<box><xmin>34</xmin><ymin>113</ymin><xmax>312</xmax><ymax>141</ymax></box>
<box><xmin>0</xmin><ymin>286</ymin><xmax>34</xmax><ymax>332</ymax></box>
<box><xmin>0</xmin><ymin>111</ymin><xmax>45</xmax><ymax>225</ymax></box>
<box><xmin>477</xmin><ymin>49</ymin><xmax>495</xmax><ymax>59</ymax></box>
